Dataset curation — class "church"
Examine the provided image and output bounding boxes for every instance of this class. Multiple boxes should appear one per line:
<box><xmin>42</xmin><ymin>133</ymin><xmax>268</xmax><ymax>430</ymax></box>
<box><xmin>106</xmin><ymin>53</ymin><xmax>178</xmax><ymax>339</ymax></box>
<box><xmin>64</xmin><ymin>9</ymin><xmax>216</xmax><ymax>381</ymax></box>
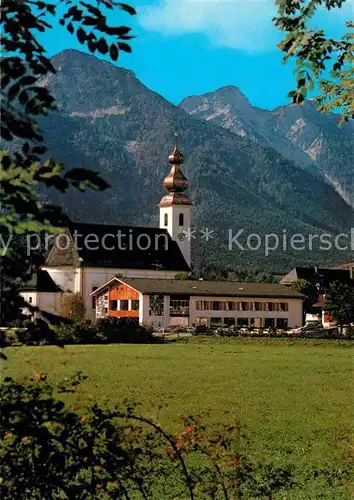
<box><xmin>23</xmin><ymin>139</ymin><xmax>194</xmax><ymax>320</ymax></box>
<box><xmin>21</xmin><ymin>139</ymin><xmax>304</xmax><ymax>329</ymax></box>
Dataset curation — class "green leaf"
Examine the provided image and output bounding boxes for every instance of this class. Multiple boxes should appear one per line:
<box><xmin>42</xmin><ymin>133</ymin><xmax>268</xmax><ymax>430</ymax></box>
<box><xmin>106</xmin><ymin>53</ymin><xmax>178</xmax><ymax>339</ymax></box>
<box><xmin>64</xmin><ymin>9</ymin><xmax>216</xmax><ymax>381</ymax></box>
<box><xmin>110</xmin><ymin>44</ymin><xmax>119</xmax><ymax>61</ymax></box>
<box><xmin>118</xmin><ymin>42</ymin><xmax>132</xmax><ymax>53</ymax></box>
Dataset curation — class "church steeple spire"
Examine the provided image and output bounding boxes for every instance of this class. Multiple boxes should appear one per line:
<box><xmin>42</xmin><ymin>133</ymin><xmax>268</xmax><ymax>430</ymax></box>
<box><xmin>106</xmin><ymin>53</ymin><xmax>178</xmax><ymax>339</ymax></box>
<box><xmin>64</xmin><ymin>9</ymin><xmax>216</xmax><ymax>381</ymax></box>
<box><xmin>158</xmin><ymin>136</ymin><xmax>193</xmax><ymax>267</ymax></box>
<box><xmin>168</xmin><ymin>133</ymin><xmax>184</xmax><ymax>165</ymax></box>
<box><xmin>159</xmin><ymin>135</ymin><xmax>192</xmax><ymax>207</ymax></box>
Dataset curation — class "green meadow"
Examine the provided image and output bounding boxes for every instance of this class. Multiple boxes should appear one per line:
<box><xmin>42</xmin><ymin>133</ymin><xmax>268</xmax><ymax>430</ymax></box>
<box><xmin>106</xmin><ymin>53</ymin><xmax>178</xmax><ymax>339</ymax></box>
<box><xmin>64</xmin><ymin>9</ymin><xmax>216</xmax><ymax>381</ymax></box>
<box><xmin>2</xmin><ymin>338</ymin><xmax>354</xmax><ymax>498</ymax></box>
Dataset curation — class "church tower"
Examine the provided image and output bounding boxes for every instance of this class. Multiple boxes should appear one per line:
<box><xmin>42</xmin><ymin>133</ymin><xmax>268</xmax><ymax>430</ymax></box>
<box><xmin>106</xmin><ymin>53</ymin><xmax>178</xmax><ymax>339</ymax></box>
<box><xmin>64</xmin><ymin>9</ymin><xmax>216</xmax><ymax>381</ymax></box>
<box><xmin>158</xmin><ymin>136</ymin><xmax>193</xmax><ymax>267</ymax></box>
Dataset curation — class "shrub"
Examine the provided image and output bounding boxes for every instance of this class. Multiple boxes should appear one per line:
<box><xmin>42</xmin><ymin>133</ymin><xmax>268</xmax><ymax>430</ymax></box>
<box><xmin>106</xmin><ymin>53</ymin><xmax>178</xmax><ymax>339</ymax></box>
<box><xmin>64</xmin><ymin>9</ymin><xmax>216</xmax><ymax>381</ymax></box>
<box><xmin>96</xmin><ymin>317</ymin><xmax>154</xmax><ymax>344</ymax></box>
<box><xmin>52</xmin><ymin>318</ymin><xmax>154</xmax><ymax>345</ymax></box>
<box><xmin>0</xmin><ymin>319</ymin><xmax>58</xmax><ymax>347</ymax></box>
<box><xmin>53</xmin><ymin>321</ymin><xmax>98</xmax><ymax>345</ymax></box>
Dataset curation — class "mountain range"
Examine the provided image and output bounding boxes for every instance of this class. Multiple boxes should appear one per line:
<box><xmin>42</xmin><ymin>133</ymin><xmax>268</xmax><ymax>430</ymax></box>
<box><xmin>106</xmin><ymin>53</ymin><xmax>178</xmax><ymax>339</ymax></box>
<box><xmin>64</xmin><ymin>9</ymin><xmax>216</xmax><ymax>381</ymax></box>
<box><xmin>39</xmin><ymin>50</ymin><xmax>353</xmax><ymax>272</ymax></box>
<box><xmin>181</xmin><ymin>87</ymin><xmax>354</xmax><ymax>208</ymax></box>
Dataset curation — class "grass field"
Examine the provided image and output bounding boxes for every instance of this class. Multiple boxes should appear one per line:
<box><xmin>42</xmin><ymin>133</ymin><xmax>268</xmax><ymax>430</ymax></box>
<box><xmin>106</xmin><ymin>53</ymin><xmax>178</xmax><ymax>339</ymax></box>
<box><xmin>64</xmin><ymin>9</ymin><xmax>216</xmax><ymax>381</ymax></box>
<box><xmin>2</xmin><ymin>338</ymin><xmax>354</xmax><ymax>497</ymax></box>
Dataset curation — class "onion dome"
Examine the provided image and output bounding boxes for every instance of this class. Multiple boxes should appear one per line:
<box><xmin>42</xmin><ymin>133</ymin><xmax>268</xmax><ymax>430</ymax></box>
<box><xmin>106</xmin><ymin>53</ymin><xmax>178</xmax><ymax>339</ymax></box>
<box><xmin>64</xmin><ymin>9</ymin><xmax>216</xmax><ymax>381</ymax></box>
<box><xmin>158</xmin><ymin>192</ymin><xmax>193</xmax><ymax>207</ymax></box>
<box><xmin>168</xmin><ymin>144</ymin><xmax>184</xmax><ymax>165</ymax></box>
<box><xmin>162</xmin><ymin>163</ymin><xmax>188</xmax><ymax>193</ymax></box>
<box><xmin>158</xmin><ymin>136</ymin><xmax>193</xmax><ymax>207</ymax></box>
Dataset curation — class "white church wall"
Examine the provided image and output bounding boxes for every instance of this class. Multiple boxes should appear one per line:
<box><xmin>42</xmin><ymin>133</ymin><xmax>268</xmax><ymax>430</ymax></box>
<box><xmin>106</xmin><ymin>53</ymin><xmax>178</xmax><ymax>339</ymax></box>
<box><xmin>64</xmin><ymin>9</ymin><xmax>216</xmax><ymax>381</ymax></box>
<box><xmin>159</xmin><ymin>205</ymin><xmax>191</xmax><ymax>267</ymax></box>
<box><xmin>20</xmin><ymin>292</ymin><xmax>38</xmax><ymax>316</ymax></box>
<box><xmin>20</xmin><ymin>292</ymin><xmax>62</xmax><ymax>318</ymax></box>
<box><xmin>42</xmin><ymin>267</ymin><xmax>81</xmax><ymax>293</ymax></box>
<box><xmin>38</xmin><ymin>292</ymin><xmax>63</xmax><ymax>316</ymax></box>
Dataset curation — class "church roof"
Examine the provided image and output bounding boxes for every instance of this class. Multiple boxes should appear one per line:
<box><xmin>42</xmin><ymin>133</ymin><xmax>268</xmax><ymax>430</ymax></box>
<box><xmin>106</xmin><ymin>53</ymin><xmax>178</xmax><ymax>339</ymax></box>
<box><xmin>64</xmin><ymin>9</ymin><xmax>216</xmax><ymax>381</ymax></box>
<box><xmin>91</xmin><ymin>277</ymin><xmax>304</xmax><ymax>299</ymax></box>
<box><xmin>45</xmin><ymin>222</ymin><xmax>189</xmax><ymax>271</ymax></box>
<box><xmin>20</xmin><ymin>270</ymin><xmax>62</xmax><ymax>293</ymax></box>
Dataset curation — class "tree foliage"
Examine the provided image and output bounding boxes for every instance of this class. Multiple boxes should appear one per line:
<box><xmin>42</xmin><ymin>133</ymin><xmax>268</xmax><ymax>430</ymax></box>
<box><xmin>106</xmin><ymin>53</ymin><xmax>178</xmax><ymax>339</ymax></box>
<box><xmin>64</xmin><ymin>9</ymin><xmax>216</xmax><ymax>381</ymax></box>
<box><xmin>1</xmin><ymin>0</ymin><xmax>136</xmax><ymax>234</ymax></box>
<box><xmin>325</xmin><ymin>281</ymin><xmax>354</xmax><ymax>327</ymax></box>
<box><xmin>60</xmin><ymin>293</ymin><xmax>86</xmax><ymax>323</ymax></box>
<box><xmin>274</xmin><ymin>0</ymin><xmax>354</xmax><ymax>121</ymax></box>
<box><xmin>0</xmin><ymin>233</ymin><xmax>44</xmax><ymax>326</ymax></box>
<box><xmin>291</xmin><ymin>278</ymin><xmax>319</xmax><ymax>313</ymax></box>
<box><xmin>0</xmin><ymin>0</ymin><xmax>136</xmax><ymax>325</ymax></box>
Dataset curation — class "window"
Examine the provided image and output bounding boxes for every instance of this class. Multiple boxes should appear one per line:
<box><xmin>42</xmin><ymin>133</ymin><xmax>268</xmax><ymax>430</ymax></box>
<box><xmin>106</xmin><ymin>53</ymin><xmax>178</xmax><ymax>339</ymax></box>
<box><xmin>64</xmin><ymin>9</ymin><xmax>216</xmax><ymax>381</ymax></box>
<box><xmin>264</xmin><ymin>318</ymin><xmax>276</xmax><ymax>328</ymax></box>
<box><xmin>277</xmin><ymin>318</ymin><xmax>288</xmax><ymax>329</ymax></box>
<box><xmin>224</xmin><ymin>318</ymin><xmax>235</xmax><ymax>327</ymax></box>
<box><xmin>179</xmin><ymin>213</ymin><xmax>184</xmax><ymax>226</ymax></box>
<box><xmin>149</xmin><ymin>294</ymin><xmax>164</xmax><ymax>316</ymax></box>
<box><xmin>164</xmin><ymin>213</ymin><xmax>168</xmax><ymax>227</ymax></box>
<box><xmin>92</xmin><ymin>286</ymin><xmax>98</xmax><ymax>308</ymax></box>
<box><xmin>210</xmin><ymin>317</ymin><xmax>222</xmax><ymax>327</ymax></box>
<box><xmin>170</xmin><ymin>295</ymin><xmax>189</xmax><ymax>316</ymax></box>
<box><xmin>212</xmin><ymin>301</ymin><xmax>221</xmax><ymax>311</ymax></box>
<box><xmin>131</xmin><ymin>300</ymin><xmax>139</xmax><ymax>311</ymax></box>
<box><xmin>277</xmin><ymin>302</ymin><xmax>288</xmax><ymax>312</ymax></box>
<box><xmin>196</xmin><ymin>301</ymin><xmax>210</xmax><ymax>311</ymax></box>
<box><xmin>252</xmin><ymin>302</ymin><xmax>262</xmax><ymax>311</ymax></box>
<box><xmin>237</xmin><ymin>317</ymin><xmax>249</xmax><ymax>327</ymax></box>
<box><xmin>227</xmin><ymin>302</ymin><xmax>235</xmax><ymax>311</ymax></box>
<box><xmin>241</xmin><ymin>302</ymin><xmax>249</xmax><ymax>311</ymax></box>
<box><xmin>120</xmin><ymin>300</ymin><xmax>129</xmax><ymax>311</ymax></box>
<box><xmin>266</xmin><ymin>302</ymin><xmax>274</xmax><ymax>312</ymax></box>
<box><xmin>197</xmin><ymin>317</ymin><xmax>208</xmax><ymax>326</ymax></box>
<box><xmin>28</xmin><ymin>296</ymin><xmax>33</xmax><ymax>304</ymax></box>
<box><xmin>109</xmin><ymin>300</ymin><xmax>118</xmax><ymax>311</ymax></box>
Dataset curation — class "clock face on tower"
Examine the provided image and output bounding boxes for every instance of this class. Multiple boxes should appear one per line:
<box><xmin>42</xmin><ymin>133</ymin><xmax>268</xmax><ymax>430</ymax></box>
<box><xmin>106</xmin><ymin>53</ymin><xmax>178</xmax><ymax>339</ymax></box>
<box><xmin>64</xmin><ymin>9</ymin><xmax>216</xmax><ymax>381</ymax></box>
<box><xmin>178</xmin><ymin>232</ymin><xmax>186</xmax><ymax>241</ymax></box>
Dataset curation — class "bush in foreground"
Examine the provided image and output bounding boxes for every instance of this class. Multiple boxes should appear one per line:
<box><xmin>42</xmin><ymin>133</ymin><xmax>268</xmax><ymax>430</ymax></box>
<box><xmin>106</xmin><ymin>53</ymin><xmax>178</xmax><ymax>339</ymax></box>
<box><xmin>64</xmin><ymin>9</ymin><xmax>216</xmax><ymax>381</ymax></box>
<box><xmin>1</xmin><ymin>318</ymin><xmax>154</xmax><ymax>346</ymax></box>
<box><xmin>52</xmin><ymin>317</ymin><xmax>154</xmax><ymax>345</ymax></box>
<box><xmin>0</xmin><ymin>373</ymin><xmax>295</xmax><ymax>499</ymax></box>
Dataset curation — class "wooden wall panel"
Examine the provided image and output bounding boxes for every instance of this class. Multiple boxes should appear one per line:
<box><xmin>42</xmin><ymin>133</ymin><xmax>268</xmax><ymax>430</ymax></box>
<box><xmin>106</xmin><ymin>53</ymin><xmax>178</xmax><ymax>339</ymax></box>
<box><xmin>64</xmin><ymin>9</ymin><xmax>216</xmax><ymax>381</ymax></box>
<box><xmin>108</xmin><ymin>310</ymin><xmax>139</xmax><ymax>318</ymax></box>
<box><xmin>109</xmin><ymin>283</ymin><xmax>139</xmax><ymax>301</ymax></box>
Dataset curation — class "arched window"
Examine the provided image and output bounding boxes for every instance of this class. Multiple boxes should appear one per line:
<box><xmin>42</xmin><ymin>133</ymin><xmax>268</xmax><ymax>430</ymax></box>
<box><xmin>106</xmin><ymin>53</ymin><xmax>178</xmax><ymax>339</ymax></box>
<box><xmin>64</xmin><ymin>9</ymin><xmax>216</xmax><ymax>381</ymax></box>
<box><xmin>164</xmin><ymin>213</ymin><xmax>168</xmax><ymax>226</ymax></box>
<box><xmin>179</xmin><ymin>213</ymin><xmax>184</xmax><ymax>226</ymax></box>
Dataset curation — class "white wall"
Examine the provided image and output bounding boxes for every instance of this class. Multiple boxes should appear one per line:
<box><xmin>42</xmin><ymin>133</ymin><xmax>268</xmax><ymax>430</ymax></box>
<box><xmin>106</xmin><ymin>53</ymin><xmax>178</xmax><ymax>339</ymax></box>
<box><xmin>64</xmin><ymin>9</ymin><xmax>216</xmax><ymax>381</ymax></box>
<box><xmin>20</xmin><ymin>292</ymin><xmax>38</xmax><ymax>316</ymax></box>
<box><xmin>20</xmin><ymin>292</ymin><xmax>62</xmax><ymax>319</ymax></box>
<box><xmin>139</xmin><ymin>294</ymin><xmax>149</xmax><ymax>325</ymax></box>
<box><xmin>159</xmin><ymin>205</ymin><xmax>191</xmax><ymax>267</ymax></box>
<box><xmin>42</xmin><ymin>266</ymin><xmax>81</xmax><ymax>293</ymax></box>
<box><xmin>287</xmin><ymin>299</ymin><xmax>303</xmax><ymax>328</ymax></box>
<box><xmin>142</xmin><ymin>295</ymin><xmax>303</xmax><ymax>329</ymax></box>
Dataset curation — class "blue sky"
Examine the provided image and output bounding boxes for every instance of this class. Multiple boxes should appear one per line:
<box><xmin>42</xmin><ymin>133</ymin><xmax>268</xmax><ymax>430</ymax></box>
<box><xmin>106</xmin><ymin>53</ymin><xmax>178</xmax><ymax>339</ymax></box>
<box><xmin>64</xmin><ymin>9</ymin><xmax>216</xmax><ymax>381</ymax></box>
<box><xmin>42</xmin><ymin>0</ymin><xmax>353</xmax><ymax>110</ymax></box>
